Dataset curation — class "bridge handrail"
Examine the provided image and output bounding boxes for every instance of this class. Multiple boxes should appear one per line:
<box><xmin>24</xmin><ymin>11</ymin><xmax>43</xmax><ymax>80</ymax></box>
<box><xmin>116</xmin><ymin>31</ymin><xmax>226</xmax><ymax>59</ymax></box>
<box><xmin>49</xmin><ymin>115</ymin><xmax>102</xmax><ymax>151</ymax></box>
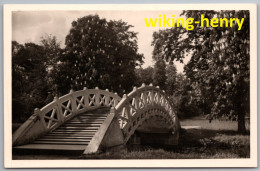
<box><xmin>37</xmin><ymin>87</ymin><xmax>121</xmax><ymax>132</ymax></box>
<box><xmin>115</xmin><ymin>83</ymin><xmax>177</xmax><ymax>131</ymax></box>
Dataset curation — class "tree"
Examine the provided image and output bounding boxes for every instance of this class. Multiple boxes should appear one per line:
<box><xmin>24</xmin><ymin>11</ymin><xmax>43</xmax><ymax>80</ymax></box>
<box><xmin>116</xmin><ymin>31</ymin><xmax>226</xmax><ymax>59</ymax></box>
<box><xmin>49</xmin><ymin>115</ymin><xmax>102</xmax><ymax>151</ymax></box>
<box><xmin>166</xmin><ymin>64</ymin><xmax>177</xmax><ymax>95</ymax></box>
<box><xmin>40</xmin><ymin>34</ymin><xmax>62</xmax><ymax>102</ymax></box>
<box><xmin>151</xmin><ymin>10</ymin><xmax>250</xmax><ymax>133</ymax></box>
<box><xmin>40</xmin><ymin>34</ymin><xmax>62</xmax><ymax>69</ymax></box>
<box><xmin>135</xmin><ymin>66</ymin><xmax>154</xmax><ymax>86</ymax></box>
<box><xmin>153</xmin><ymin>59</ymin><xmax>167</xmax><ymax>91</ymax></box>
<box><xmin>53</xmin><ymin>15</ymin><xmax>143</xmax><ymax>95</ymax></box>
<box><xmin>12</xmin><ymin>41</ymin><xmax>48</xmax><ymax>122</ymax></box>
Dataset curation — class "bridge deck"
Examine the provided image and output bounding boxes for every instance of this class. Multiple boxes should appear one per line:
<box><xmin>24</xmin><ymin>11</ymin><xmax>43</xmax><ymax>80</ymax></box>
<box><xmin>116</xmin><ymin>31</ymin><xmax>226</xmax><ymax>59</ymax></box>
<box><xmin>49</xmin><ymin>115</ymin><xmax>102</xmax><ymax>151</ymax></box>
<box><xmin>13</xmin><ymin>108</ymin><xmax>110</xmax><ymax>152</ymax></box>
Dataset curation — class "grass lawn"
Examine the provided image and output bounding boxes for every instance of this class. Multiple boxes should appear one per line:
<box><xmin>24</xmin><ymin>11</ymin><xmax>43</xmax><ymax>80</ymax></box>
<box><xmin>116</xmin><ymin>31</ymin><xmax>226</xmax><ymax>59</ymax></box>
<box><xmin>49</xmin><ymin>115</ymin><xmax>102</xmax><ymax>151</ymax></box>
<box><xmin>80</xmin><ymin>118</ymin><xmax>250</xmax><ymax>159</ymax></box>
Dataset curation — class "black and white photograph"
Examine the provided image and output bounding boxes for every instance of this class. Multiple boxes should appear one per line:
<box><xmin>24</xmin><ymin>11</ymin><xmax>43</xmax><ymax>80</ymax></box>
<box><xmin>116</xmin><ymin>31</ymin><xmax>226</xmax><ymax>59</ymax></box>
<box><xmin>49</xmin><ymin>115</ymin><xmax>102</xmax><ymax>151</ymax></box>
<box><xmin>4</xmin><ymin>4</ymin><xmax>257</xmax><ymax>168</ymax></box>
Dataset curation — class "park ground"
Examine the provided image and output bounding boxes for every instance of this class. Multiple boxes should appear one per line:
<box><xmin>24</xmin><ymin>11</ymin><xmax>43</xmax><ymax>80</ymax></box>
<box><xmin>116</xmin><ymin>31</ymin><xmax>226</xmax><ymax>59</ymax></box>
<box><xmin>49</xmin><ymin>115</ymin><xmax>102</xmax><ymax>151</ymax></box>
<box><xmin>12</xmin><ymin>118</ymin><xmax>250</xmax><ymax>159</ymax></box>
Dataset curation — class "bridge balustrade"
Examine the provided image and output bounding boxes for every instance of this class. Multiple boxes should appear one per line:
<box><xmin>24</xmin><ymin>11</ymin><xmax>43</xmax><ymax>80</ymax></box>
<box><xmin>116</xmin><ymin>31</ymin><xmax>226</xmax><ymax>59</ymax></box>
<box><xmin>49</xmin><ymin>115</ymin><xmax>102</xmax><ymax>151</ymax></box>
<box><xmin>114</xmin><ymin>83</ymin><xmax>180</xmax><ymax>143</ymax></box>
<box><xmin>35</xmin><ymin>87</ymin><xmax>121</xmax><ymax>132</ymax></box>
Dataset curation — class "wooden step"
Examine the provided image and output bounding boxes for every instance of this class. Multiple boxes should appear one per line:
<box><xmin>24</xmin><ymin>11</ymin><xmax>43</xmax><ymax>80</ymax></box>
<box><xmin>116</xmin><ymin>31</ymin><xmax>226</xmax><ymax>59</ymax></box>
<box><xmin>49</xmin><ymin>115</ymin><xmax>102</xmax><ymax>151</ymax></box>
<box><xmin>76</xmin><ymin>113</ymin><xmax>108</xmax><ymax>116</ymax></box>
<box><xmin>66</xmin><ymin>121</ymin><xmax>104</xmax><ymax>124</ymax></box>
<box><xmin>52</xmin><ymin>130</ymin><xmax>97</xmax><ymax>134</ymax></box>
<box><xmin>80</xmin><ymin>113</ymin><xmax>108</xmax><ymax>115</ymax></box>
<box><xmin>47</xmin><ymin>133</ymin><xmax>95</xmax><ymax>136</ymax></box>
<box><xmin>13</xmin><ymin>144</ymin><xmax>87</xmax><ymax>151</ymax></box>
<box><xmin>43</xmin><ymin>136</ymin><xmax>94</xmax><ymax>139</ymax></box>
<box><xmin>50</xmin><ymin>132</ymin><xmax>96</xmax><ymax>135</ymax></box>
<box><xmin>62</xmin><ymin>123</ymin><xmax>102</xmax><ymax>126</ymax></box>
<box><xmin>69</xmin><ymin>119</ymin><xmax>106</xmax><ymax>122</ymax></box>
<box><xmin>33</xmin><ymin>141</ymin><xmax>89</xmax><ymax>145</ymax></box>
<box><xmin>73</xmin><ymin>118</ymin><xmax>106</xmax><ymax>120</ymax></box>
<box><xmin>61</xmin><ymin>125</ymin><xmax>101</xmax><ymax>128</ymax></box>
<box><xmin>75</xmin><ymin>115</ymin><xmax>107</xmax><ymax>118</ymax></box>
<box><xmin>38</xmin><ymin>138</ymin><xmax>92</xmax><ymax>141</ymax></box>
<box><xmin>71</xmin><ymin>115</ymin><xmax>107</xmax><ymax>118</ymax></box>
<box><xmin>57</xmin><ymin>128</ymin><xmax>99</xmax><ymax>131</ymax></box>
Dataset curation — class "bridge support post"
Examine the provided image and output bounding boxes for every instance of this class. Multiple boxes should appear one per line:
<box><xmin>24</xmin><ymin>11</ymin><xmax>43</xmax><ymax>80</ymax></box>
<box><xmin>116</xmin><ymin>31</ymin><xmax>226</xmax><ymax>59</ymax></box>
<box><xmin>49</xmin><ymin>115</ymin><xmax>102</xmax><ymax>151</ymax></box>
<box><xmin>12</xmin><ymin>108</ymin><xmax>47</xmax><ymax>146</ymax></box>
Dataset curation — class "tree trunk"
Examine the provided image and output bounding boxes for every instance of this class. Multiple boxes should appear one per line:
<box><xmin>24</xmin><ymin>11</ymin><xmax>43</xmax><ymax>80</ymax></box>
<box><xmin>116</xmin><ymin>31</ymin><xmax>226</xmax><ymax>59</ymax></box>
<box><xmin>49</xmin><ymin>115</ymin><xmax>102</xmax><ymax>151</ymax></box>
<box><xmin>236</xmin><ymin>77</ymin><xmax>249</xmax><ymax>134</ymax></box>
<box><xmin>237</xmin><ymin>107</ymin><xmax>246</xmax><ymax>134</ymax></box>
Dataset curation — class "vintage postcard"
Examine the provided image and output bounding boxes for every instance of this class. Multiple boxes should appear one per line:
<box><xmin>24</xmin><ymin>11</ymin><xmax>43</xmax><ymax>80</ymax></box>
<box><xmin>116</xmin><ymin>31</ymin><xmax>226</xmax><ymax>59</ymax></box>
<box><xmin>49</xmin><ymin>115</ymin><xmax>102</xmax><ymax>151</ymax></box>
<box><xmin>4</xmin><ymin>4</ymin><xmax>257</xmax><ymax>168</ymax></box>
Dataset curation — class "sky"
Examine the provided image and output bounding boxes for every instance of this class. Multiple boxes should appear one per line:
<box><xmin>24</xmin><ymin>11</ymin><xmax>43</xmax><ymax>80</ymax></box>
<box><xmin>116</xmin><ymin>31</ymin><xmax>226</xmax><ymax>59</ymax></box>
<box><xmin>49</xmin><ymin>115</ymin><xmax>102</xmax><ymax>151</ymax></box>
<box><xmin>12</xmin><ymin>10</ymin><xmax>190</xmax><ymax>73</ymax></box>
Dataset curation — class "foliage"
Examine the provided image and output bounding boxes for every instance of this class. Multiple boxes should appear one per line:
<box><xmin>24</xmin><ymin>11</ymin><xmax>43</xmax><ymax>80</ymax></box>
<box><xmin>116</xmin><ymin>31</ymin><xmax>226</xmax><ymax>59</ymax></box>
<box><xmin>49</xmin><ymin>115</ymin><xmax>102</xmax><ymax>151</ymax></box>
<box><xmin>166</xmin><ymin>64</ymin><xmax>177</xmax><ymax>95</ymax></box>
<box><xmin>40</xmin><ymin>34</ymin><xmax>62</xmax><ymax>101</ymax></box>
<box><xmin>151</xmin><ymin>10</ymin><xmax>250</xmax><ymax>133</ymax></box>
<box><xmin>152</xmin><ymin>59</ymin><xmax>167</xmax><ymax>90</ymax></box>
<box><xmin>12</xmin><ymin>41</ymin><xmax>49</xmax><ymax>122</ymax></box>
<box><xmin>40</xmin><ymin>34</ymin><xmax>62</xmax><ymax>68</ymax></box>
<box><xmin>12</xmin><ymin>15</ymin><xmax>144</xmax><ymax>122</ymax></box>
<box><xmin>53</xmin><ymin>15</ymin><xmax>143</xmax><ymax>95</ymax></box>
<box><xmin>135</xmin><ymin>66</ymin><xmax>154</xmax><ymax>86</ymax></box>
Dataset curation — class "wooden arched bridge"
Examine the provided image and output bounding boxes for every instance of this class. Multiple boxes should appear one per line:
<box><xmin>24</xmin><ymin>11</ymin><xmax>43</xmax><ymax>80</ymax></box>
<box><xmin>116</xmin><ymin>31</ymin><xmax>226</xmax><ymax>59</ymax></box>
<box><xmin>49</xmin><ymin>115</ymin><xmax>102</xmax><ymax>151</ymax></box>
<box><xmin>13</xmin><ymin>84</ymin><xmax>181</xmax><ymax>154</ymax></box>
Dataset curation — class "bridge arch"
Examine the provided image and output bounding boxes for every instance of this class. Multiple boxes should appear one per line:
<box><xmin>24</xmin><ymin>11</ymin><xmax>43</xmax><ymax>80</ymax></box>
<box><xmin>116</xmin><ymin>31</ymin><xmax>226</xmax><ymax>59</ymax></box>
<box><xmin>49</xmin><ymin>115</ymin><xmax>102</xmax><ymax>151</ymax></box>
<box><xmin>115</xmin><ymin>83</ymin><xmax>180</xmax><ymax>144</ymax></box>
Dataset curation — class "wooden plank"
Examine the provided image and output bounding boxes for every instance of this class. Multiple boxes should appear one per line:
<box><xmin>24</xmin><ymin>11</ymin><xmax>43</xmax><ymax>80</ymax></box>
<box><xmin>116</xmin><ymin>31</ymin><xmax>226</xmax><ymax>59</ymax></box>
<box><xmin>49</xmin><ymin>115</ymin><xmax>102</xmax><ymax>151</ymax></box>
<box><xmin>71</xmin><ymin>116</ymin><xmax>107</xmax><ymax>118</ymax></box>
<box><xmin>13</xmin><ymin>144</ymin><xmax>87</xmax><ymax>151</ymax></box>
<box><xmin>38</xmin><ymin>138</ymin><xmax>91</xmax><ymax>141</ymax></box>
<box><xmin>47</xmin><ymin>133</ymin><xmax>95</xmax><ymax>136</ymax></box>
<box><xmin>43</xmin><ymin>136</ymin><xmax>93</xmax><ymax>139</ymax></box>
<box><xmin>66</xmin><ymin>121</ymin><xmax>104</xmax><ymax>124</ymax></box>
<box><xmin>62</xmin><ymin>123</ymin><xmax>102</xmax><ymax>126</ymax></box>
<box><xmin>59</xmin><ymin>126</ymin><xmax>100</xmax><ymax>129</ymax></box>
<box><xmin>48</xmin><ymin>132</ymin><xmax>95</xmax><ymax>135</ymax></box>
<box><xmin>75</xmin><ymin>115</ymin><xmax>107</xmax><ymax>117</ymax></box>
<box><xmin>79</xmin><ymin>113</ymin><xmax>108</xmax><ymax>115</ymax></box>
<box><xmin>53</xmin><ymin>130</ymin><xmax>97</xmax><ymax>134</ymax></box>
<box><xmin>70</xmin><ymin>116</ymin><xmax>106</xmax><ymax>118</ymax></box>
<box><xmin>58</xmin><ymin>127</ymin><xmax>100</xmax><ymax>130</ymax></box>
<box><xmin>69</xmin><ymin>119</ymin><xmax>105</xmax><ymax>122</ymax></box>
<box><xmin>33</xmin><ymin>141</ymin><xmax>89</xmax><ymax>145</ymax></box>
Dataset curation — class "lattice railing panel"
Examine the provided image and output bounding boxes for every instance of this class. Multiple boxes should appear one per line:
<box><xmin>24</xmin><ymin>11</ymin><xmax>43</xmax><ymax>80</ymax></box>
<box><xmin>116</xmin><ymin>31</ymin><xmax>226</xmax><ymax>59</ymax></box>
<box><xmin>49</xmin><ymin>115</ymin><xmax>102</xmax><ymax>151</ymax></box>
<box><xmin>114</xmin><ymin>84</ymin><xmax>179</xmax><ymax>143</ymax></box>
<box><xmin>61</xmin><ymin>100</ymin><xmax>73</xmax><ymax>117</ymax></box>
<box><xmin>43</xmin><ymin>107</ymin><xmax>59</xmax><ymax>129</ymax></box>
<box><xmin>35</xmin><ymin>87</ymin><xmax>121</xmax><ymax>131</ymax></box>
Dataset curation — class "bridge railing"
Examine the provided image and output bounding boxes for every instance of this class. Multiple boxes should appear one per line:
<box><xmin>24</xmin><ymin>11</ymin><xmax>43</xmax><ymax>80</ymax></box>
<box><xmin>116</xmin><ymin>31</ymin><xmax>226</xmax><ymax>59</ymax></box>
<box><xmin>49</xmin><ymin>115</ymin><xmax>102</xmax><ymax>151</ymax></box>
<box><xmin>13</xmin><ymin>87</ymin><xmax>121</xmax><ymax>145</ymax></box>
<box><xmin>36</xmin><ymin>88</ymin><xmax>121</xmax><ymax>130</ymax></box>
<box><xmin>37</xmin><ymin>87</ymin><xmax>121</xmax><ymax>132</ymax></box>
<box><xmin>115</xmin><ymin>84</ymin><xmax>178</xmax><ymax>136</ymax></box>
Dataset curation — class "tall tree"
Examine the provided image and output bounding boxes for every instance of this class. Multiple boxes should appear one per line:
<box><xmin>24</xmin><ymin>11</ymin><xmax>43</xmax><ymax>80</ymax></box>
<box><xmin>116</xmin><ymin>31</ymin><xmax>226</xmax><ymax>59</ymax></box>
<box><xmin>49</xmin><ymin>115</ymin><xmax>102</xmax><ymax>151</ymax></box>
<box><xmin>12</xmin><ymin>41</ymin><xmax>48</xmax><ymax>122</ymax></box>
<box><xmin>153</xmin><ymin>59</ymin><xmax>167</xmax><ymax>91</ymax></box>
<box><xmin>40</xmin><ymin>34</ymin><xmax>62</xmax><ymax>101</ymax></box>
<box><xmin>40</xmin><ymin>34</ymin><xmax>62</xmax><ymax>69</ymax></box>
<box><xmin>166</xmin><ymin>64</ymin><xmax>177</xmax><ymax>95</ymax></box>
<box><xmin>53</xmin><ymin>15</ymin><xmax>143</xmax><ymax>95</ymax></box>
<box><xmin>151</xmin><ymin>10</ymin><xmax>249</xmax><ymax>133</ymax></box>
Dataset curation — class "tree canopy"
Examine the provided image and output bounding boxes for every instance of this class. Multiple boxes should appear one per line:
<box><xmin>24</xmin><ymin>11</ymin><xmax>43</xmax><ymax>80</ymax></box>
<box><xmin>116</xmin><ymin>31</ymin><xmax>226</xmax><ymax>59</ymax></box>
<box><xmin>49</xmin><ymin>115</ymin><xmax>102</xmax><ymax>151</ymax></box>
<box><xmin>12</xmin><ymin>41</ymin><xmax>49</xmax><ymax>122</ymax></box>
<box><xmin>12</xmin><ymin>15</ymin><xmax>144</xmax><ymax>123</ymax></box>
<box><xmin>135</xmin><ymin>66</ymin><xmax>154</xmax><ymax>86</ymax></box>
<box><xmin>153</xmin><ymin>59</ymin><xmax>167</xmax><ymax>91</ymax></box>
<box><xmin>53</xmin><ymin>15</ymin><xmax>144</xmax><ymax>95</ymax></box>
<box><xmin>151</xmin><ymin>10</ymin><xmax>250</xmax><ymax>133</ymax></box>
